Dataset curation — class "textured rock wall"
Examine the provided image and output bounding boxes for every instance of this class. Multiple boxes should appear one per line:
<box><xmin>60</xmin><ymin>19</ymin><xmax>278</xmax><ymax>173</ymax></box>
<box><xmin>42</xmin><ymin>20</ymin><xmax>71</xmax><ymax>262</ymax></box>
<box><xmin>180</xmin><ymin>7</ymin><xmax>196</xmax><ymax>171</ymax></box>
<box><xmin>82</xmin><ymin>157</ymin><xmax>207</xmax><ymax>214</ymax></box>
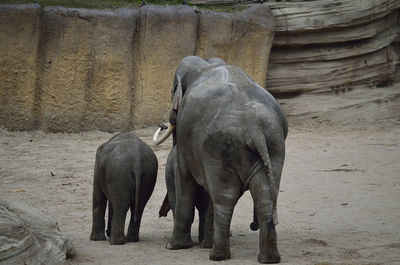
<box><xmin>38</xmin><ymin>8</ymin><xmax>136</xmax><ymax>132</ymax></box>
<box><xmin>266</xmin><ymin>0</ymin><xmax>400</xmax><ymax>94</ymax></box>
<box><xmin>196</xmin><ymin>7</ymin><xmax>275</xmax><ymax>88</ymax></box>
<box><xmin>0</xmin><ymin>5</ymin><xmax>40</xmax><ymax>131</ymax></box>
<box><xmin>133</xmin><ymin>5</ymin><xmax>198</xmax><ymax>128</ymax></box>
<box><xmin>1</xmin><ymin>1</ymin><xmax>398</xmax><ymax>132</ymax></box>
<box><xmin>190</xmin><ymin>0</ymin><xmax>400</xmax><ymax>94</ymax></box>
<box><xmin>0</xmin><ymin>4</ymin><xmax>274</xmax><ymax>132</ymax></box>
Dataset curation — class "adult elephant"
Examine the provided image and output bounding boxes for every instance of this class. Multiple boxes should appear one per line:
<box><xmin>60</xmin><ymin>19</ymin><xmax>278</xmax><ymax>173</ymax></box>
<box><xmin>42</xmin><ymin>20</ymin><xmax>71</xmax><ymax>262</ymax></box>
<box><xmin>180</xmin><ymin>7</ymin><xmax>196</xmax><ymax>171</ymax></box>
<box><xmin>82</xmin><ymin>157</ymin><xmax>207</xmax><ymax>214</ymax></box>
<box><xmin>154</xmin><ymin>56</ymin><xmax>288</xmax><ymax>263</ymax></box>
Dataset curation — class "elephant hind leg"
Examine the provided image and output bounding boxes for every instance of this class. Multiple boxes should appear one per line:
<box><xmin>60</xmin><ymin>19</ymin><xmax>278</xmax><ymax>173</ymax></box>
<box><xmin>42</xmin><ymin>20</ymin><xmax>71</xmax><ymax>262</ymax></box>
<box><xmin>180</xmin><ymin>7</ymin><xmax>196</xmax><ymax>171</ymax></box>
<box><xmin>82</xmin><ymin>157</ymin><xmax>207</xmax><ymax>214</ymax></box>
<box><xmin>126</xmin><ymin>209</ymin><xmax>140</xmax><ymax>242</ymax></box>
<box><xmin>196</xmin><ymin>186</ymin><xmax>211</xmax><ymax>245</ymax></box>
<box><xmin>249</xmin><ymin>170</ymin><xmax>280</xmax><ymax>264</ymax></box>
<box><xmin>106</xmin><ymin>202</ymin><xmax>113</xmax><ymax>237</ymax></box>
<box><xmin>90</xmin><ymin>183</ymin><xmax>107</xmax><ymax>241</ymax></box>
<box><xmin>208</xmin><ymin>182</ymin><xmax>241</xmax><ymax>261</ymax></box>
<box><xmin>126</xmin><ymin>197</ymin><xmax>147</xmax><ymax>242</ymax></box>
<box><xmin>108</xmin><ymin>198</ymin><xmax>130</xmax><ymax>245</ymax></box>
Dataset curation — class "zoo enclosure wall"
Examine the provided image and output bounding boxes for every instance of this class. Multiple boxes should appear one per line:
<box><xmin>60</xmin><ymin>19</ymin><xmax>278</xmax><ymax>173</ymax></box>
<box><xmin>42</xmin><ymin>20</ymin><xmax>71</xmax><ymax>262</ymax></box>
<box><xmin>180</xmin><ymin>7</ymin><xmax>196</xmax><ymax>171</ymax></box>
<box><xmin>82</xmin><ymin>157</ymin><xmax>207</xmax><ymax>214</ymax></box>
<box><xmin>0</xmin><ymin>1</ymin><xmax>399</xmax><ymax>132</ymax></box>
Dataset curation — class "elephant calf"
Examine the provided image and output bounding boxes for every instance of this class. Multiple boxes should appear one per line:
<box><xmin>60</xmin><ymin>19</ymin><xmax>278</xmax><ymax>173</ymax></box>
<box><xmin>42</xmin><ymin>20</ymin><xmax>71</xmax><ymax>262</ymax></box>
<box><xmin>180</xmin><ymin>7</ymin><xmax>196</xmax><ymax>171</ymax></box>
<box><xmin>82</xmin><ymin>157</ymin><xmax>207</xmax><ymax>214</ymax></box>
<box><xmin>159</xmin><ymin>146</ymin><xmax>213</xmax><ymax>247</ymax></box>
<box><xmin>90</xmin><ymin>132</ymin><xmax>158</xmax><ymax>245</ymax></box>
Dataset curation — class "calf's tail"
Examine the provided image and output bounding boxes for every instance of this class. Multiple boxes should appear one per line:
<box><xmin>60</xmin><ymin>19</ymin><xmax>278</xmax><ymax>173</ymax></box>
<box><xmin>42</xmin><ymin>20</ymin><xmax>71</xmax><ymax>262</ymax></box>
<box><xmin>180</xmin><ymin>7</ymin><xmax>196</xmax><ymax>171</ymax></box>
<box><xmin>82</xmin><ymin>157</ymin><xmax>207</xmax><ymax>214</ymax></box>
<box><xmin>133</xmin><ymin>170</ymin><xmax>141</xmax><ymax>223</ymax></box>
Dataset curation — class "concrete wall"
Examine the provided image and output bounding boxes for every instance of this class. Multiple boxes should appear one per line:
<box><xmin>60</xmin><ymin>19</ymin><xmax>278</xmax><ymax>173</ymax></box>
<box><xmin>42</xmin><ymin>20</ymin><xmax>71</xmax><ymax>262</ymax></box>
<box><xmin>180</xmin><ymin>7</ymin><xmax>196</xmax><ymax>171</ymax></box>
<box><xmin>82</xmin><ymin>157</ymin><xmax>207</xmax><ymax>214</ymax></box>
<box><xmin>38</xmin><ymin>8</ymin><xmax>137</xmax><ymax>132</ymax></box>
<box><xmin>0</xmin><ymin>4</ymin><xmax>274</xmax><ymax>132</ymax></box>
<box><xmin>1</xmin><ymin>2</ymin><xmax>398</xmax><ymax>132</ymax></box>
<box><xmin>0</xmin><ymin>5</ymin><xmax>40</xmax><ymax>131</ymax></box>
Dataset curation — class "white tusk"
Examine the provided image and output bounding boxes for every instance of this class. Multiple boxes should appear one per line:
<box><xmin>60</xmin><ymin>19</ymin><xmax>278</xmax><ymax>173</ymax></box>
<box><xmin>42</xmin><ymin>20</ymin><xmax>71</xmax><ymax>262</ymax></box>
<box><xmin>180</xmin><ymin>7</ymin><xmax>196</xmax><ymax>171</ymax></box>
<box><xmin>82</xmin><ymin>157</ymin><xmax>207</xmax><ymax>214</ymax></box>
<box><xmin>153</xmin><ymin>124</ymin><xmax>175</xmax><ymax>145</ymax></box>
<box><xmin>153</xmin><ymin>127</ymin><xmax>162</xmax><ymax>143</ymax></box>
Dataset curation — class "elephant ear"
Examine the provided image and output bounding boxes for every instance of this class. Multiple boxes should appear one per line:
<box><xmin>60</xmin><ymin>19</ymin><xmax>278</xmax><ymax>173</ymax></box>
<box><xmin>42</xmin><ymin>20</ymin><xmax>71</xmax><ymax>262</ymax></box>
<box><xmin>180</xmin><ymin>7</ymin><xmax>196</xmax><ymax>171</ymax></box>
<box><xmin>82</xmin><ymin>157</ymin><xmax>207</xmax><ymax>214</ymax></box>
<box><xmin>172</xmin><ymin>74</ymin><xmax>183</xmax><ymax>111</ymax></box>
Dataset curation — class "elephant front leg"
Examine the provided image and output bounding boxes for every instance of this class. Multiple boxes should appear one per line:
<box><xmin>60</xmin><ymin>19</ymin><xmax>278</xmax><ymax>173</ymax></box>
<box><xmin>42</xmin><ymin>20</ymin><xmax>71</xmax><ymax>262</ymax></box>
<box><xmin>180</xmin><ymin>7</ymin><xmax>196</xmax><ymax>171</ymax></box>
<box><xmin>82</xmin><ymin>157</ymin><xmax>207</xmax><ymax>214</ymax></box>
<box><xmin>166</xmin><ymin>165</ymin><xmax>195</xmax><ymax>250</ymax></box>
<box><xmin>249</xmin><ymin>171</ymin><xmax>280</xmax><ymax>263</ymax></box>
<box><xmin>90</xmin><ymin>186</ymin><xmax>107</xmax><ymax>241</ymax></box>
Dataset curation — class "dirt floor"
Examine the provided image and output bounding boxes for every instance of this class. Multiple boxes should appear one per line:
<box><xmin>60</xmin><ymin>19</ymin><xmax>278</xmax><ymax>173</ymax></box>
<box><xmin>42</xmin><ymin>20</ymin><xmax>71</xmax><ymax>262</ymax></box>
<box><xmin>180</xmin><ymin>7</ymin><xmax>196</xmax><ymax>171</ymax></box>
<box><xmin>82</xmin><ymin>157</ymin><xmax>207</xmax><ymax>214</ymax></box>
<box><xmin>1</xmin><ymin>86</ymin><xmax>400</xmax><ymax>265</ymax></box>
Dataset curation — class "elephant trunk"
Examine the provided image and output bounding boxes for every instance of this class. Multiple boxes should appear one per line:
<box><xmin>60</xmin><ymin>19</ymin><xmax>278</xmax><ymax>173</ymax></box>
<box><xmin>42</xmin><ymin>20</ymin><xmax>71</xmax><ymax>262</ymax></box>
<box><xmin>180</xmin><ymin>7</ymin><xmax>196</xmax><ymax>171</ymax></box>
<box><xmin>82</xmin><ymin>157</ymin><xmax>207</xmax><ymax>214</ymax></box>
<box><xmin>153</xmin><ymin>124</ymin><xmax>175</xmax><ymax>145</ymax></box>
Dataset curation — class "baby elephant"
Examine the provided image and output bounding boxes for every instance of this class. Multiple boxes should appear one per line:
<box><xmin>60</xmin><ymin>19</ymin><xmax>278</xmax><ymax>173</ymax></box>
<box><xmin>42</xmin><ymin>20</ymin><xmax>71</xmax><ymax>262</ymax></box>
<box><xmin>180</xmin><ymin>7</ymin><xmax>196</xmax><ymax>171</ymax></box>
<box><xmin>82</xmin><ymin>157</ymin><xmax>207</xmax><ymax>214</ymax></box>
<box><xmin>90</xmin><ymin>132</ymin><xmax>158</xmax><ymax>245</ymax></box>
<box><xmin>159</xmin><ymin>146</ymin><xmax>213</xmax><ymax>247</ymax></box>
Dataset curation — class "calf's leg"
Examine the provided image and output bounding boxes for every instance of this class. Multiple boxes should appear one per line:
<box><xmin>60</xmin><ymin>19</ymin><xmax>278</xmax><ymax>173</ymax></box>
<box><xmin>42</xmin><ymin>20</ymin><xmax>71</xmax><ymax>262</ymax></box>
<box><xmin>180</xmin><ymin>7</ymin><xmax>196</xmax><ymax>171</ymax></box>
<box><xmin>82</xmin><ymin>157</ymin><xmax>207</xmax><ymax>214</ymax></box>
<box><xmin>90</xmin><ymin>182</ymin><xmax>107</xmax><ymax>241</ymax></box>
<box><xmin>108</xmin><ymin>196</ymin><xmax>129</xmax><ymax>245</ymax></box>
<box><xmin>166</xmin><ymin>162</ymin><xmax>196</xmax><ymax>249</ymax></box>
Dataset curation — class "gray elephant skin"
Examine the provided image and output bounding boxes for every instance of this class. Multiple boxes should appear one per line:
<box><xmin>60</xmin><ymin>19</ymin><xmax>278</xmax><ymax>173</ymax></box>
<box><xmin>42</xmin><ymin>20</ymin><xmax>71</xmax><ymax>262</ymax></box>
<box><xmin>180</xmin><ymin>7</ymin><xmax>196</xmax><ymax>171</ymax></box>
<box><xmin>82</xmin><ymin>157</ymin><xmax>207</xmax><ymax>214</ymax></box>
<box><xmin>90</xmin><ymin>132</ymin><xmax>158</xmax><ymax>244</ymax></box>
<box><xmin>156</xmin><ymin>56</ymin><xmax>288</xmax><ymax>263</ymax></box>
<box><xmin>160</xmin><ymin>145</ymin><xmax>213</xmax><ymax>247</ymax></box>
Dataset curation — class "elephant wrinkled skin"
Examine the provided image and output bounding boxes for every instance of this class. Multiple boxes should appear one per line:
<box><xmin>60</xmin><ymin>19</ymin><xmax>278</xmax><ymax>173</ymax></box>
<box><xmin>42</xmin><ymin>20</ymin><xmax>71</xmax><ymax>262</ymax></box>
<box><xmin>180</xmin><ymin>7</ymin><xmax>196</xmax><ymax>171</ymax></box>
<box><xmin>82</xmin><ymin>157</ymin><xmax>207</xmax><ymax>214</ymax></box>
<box><xmin>157</xmin><ymin>56</ymin><xmax>288</xmax><ymax>263</ymax></box>
<box><xmin>90</xmin><ymin>132</ymin><xmax>158</xmax><ymax>245</ymax></box>
<box><xmin>160</xmin><ymin>146</ymin><xmax>213</xmax><ymax>247</ymax></box>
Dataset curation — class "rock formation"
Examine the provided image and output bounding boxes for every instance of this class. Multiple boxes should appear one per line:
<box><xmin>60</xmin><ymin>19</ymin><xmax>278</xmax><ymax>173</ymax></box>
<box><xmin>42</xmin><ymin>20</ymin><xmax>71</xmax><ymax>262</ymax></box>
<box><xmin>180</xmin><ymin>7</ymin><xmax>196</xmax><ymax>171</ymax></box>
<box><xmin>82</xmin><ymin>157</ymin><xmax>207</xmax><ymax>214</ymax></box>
<box><xmin>0</xmin><ymin>4</ymin><xmax>274</xmax><ymax>131</ymax></box>
<box><xmin>0</xmin><ymin>199</ymin><xmax>74</xmax><ymax>265</ymax></box>
<box><xmin>0</xmin><ymin>1</ymin><xmax>399</xmax><ymax>132</ymax></box>
<box><xmin>266</xmin><ymin>0</ymin><xmax>400</xmax><ymax>94</ymax></box>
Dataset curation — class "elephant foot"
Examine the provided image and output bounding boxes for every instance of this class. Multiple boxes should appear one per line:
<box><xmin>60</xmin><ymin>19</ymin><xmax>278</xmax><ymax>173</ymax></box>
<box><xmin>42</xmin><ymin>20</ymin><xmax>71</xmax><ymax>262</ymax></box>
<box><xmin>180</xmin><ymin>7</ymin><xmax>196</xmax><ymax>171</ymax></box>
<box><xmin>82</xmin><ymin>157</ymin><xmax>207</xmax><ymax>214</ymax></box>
<box><xmin>126</xmin><ymin>233</ymin><xmax>139</xmax><ymax>242</ymax></box>
<box><xmin>258</xmin><ymin>224</ymin><xmax>280</xmax><ymax>263</ymax></box>
<box><xmin>199</xmin><ymin>238</ymin><xmax>213</xmax><ymax>249</ymax></box>
<box><xmin>89</xmin><ymin>231</ymin><xmax>106</xmax><ymax>241</ymax></box>
<box><xmin>166</xmin><ymin>238</ymin><xmax>194</xmax><ymax>250</ymax></box>
<box><xmin>109</xmin><ymin>235</ymin><xmax>125</xmax><ymax>245</ymax></box>
<box><xmin>209</xmin><ymin>247</ymin><xmax>231</xmax><ymax>261</ymax></box>
<box><xmin>257</xmin><ymin>253</ymin><xmax>281</xmax><ymax>264</ymax></box>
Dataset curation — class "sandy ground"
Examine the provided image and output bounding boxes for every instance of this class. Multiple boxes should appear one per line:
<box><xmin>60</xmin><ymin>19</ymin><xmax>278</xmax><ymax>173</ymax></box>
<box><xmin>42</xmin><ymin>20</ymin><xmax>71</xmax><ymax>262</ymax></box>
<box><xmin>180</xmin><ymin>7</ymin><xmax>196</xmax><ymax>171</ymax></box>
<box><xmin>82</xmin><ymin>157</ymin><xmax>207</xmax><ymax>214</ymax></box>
<box><xmin>1</xmin><ymin>87</ymin><xmax>400</xmax><ymax>265</ymax></box>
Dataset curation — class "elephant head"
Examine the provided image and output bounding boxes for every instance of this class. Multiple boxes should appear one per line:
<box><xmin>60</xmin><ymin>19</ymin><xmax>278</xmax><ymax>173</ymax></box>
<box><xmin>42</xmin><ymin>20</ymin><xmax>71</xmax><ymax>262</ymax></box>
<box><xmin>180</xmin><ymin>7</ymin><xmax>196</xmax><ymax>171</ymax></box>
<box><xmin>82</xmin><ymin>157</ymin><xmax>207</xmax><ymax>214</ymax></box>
<box><xmin>153</xmin><ymin>56</ymin><xmax>226</xmax><ymax>145</ymax></box>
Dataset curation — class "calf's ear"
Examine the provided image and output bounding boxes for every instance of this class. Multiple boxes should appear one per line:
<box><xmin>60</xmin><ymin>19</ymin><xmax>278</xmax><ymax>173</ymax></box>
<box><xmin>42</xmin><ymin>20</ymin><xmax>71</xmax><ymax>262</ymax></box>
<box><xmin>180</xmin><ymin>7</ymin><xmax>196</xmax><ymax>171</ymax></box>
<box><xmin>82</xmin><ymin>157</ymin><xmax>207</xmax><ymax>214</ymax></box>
<box><xmin>172</xmin><ymin>74</ymin><xmax>183</xmax><ymax>111</ymax></box>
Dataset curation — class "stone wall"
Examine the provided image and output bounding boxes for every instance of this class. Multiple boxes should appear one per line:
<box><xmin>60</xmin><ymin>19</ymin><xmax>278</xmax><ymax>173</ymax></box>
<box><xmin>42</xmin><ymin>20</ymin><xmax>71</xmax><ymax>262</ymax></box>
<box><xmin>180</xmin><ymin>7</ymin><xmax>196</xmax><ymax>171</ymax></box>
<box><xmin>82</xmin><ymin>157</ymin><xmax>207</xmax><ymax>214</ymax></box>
<box><xmin>0</xmin><ymin>4</ymin><xmax>40</xmax><ymax>131</ymax></box>
<box><xmin>0</xmin><ymin>4</ymin><xmax>274</xmax><ymax>132</ymax></box>
<box><xmin>1</xmin><ymin>1</ymin><xmax>399</xmax><ymax>132</ymax></box>
<box><xmin>38</xmin><ymin>8</ymin><xmax>137</xmax><ymax>132</ymax></box>
<box><xmin>191</xmin><ymin>0</ymin><xmax>400</xmax><ymax>94</ymax></box>
<box><xmin>266</xmin><ymin>0</ymin><xmax>400</xmax><ymax>94</ymax></box>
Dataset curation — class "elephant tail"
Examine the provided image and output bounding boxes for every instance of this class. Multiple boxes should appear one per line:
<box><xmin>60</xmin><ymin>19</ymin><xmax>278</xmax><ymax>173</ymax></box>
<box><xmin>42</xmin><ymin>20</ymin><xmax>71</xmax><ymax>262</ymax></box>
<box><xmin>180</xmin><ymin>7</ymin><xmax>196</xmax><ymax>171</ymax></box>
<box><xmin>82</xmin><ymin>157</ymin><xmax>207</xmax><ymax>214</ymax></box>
<box><xmin>252</xmin><ymin>136</ymin><xmax>278</xmax><ymax>225</ymax></box>
<box><xmin>133</xmin><ymin>169</ymin><xmax>141</xmax><ymax>223</ymax></box>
